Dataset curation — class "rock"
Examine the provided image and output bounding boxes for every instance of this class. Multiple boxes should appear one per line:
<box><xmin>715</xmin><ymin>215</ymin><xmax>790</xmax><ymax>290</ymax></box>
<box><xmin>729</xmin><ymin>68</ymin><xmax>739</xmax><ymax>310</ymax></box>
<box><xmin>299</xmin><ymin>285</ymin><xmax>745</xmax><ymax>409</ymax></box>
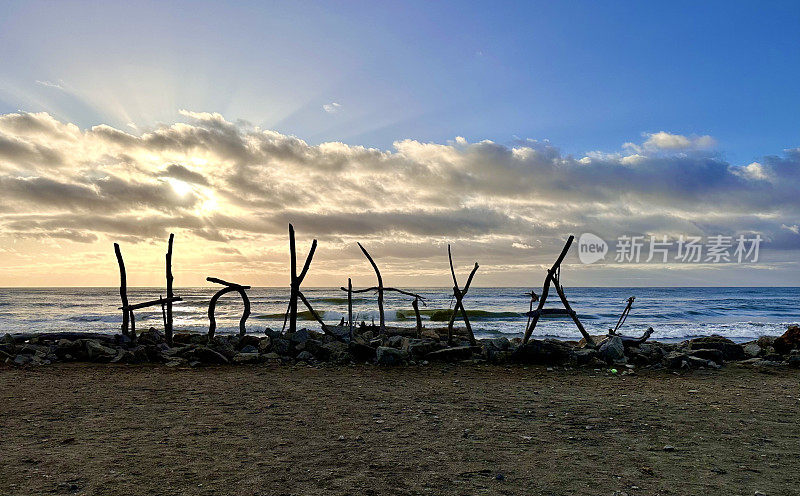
<box><xmin>136</xmin><ymin>327</ymin><xmax>165</xmax><ymax>345</ymax></box>
<box><xmin>756</xmin><ymin>335</ymin><xmax>776</xmax><ymax>349</ymax></box>
<box><xmin>263</xmin><ymin>327</ymin><xmax>282</xmax><ymax>339</ymax></box>
<box><xmin>288</xmin><ymin>329</ymin><xmax>310</xmax><ymax>345</ymax></box>
<box><xmin>375</xmin><ymin>346</ymin><xmax>407</xmax><ymax>366</ymax></box>
<box><xmin>773</xmin><ymin>325</ymin><xmax>800</xmax><ymax>355</ymax></box>
<box><xmin>512</xmin><ymin>339</ymin><xmax>571</xmax><ymax>364</ymax></box>
<box><xmin>598</xmin><ymin>336</ymin><xmax>625</xmax><ymax>363</ymax></box>
<box><xmin>236</xmin><ymin>334</ymin><xmax>260</xmax><ymax>349</ymax></box>
<box><xmin>742</xmin><ymin>342</ymin><xmax>761</xmax><ymax>358</ymax></box>
<box><xmin>386</xmin><ymin>335</ymin><xmax>404</xmax><ymax>349</ymax></box>
<box><xmin>570</xmin><ymin>348</ymin><xmax>598</xmax><ymax>366</ymax></box>
<box><xmin>425</xmin><ymin>346</ymin><xmax>473</xmax><ymax>361</ymax></box>
<box><xmin>296</xmin><ymin>351</ymin><xmax>315</xmax><ymax>362</ymax></box>
<box><xmin>85</xmin><ymin>340</ymin><xmax>118</xmax><ymax>362</ymax></box>
<box><xmin>786</xmin><ymin>355</ymin><xmax>800</xmax><ymax>368</ymax></box>
<box><xmin>689</xmin><ymin>348</ymin><xmax>724</xmax><ymax>363</ymax></box>
<box><xmin>664</xmin><ymin>351</ymin><xmax>689</xmax><ymax>369</ymax></box>
<box><xmin>257</xmin><ymin>336</ymin><xmax>272</xmax><ymax>353</ymax></box>
<box><xmin>11</xmin><ymin>354</ymin><xmax>33</xmax><ymax>366</ymax></box>
<box><xmin>165</xmin><ymin>357</ymin><xmax>188</xmax><ymax>367</ymax></box>
<box><xmin>349</xmin><ymin>340</ymin><xmax>377</xmax><ymax>361</ymax></box>
<box><xmin>239</xmin><ymin>344</ymin><xmax>258</xmax><ymax>354</ymax></box>
<box><xmin>488</xmin><ymin>337</ymin><xmax>511</xmax><ymax>351</ymax></box>
<box><xmin>321</xmin><ymin>341</ymin><xmax>350</xmax><ymax>363</ymax></box>
<box><xmin>408</xmin><ymin>339</ymin><xmax>440</xmax><ymax>358</ymax></box>
<box><xmin>181</xmin><ymin>346</ymin><xmax>229</xmax><ymax>364</ymax></box>
<box><xmin>420</xmin><ymin>328</ymin><xmax>440</xmax><ymax>340</ymax></box>
<box><xmin>271</xmin><ymin>338</ymin><xmax>291</xmax><ymax>356</ymax></box>
<box><xmin>110</xmin><ymin>349</ymin><xmax>135</xmax><ymax>364</ymax></box>
<box><xmin>233</xmin><ymin>352</ymin><xmax>262</xmax><ymax>364</ymax></box>
<box><xmin>688</xmin><ymin>335</ymin><xmax>744</xmax><ymax>361</ymax></box>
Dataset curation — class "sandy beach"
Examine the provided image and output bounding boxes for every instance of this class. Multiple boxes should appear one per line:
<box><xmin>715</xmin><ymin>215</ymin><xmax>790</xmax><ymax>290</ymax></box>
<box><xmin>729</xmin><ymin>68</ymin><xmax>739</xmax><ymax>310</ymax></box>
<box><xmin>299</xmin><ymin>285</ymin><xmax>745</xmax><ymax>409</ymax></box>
<box><xmin>1</xmin><ymin>363</ymin><xmax>798</xmax><ymax>496</ymax></box>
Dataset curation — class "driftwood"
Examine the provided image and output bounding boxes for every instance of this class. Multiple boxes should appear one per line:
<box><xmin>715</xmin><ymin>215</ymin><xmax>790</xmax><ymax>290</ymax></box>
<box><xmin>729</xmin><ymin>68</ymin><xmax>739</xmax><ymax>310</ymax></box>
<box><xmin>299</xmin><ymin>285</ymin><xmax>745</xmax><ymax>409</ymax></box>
<box><xmin>207</xmin><ymin>277</ymin><xmax>251</xmax><ymax>339</ymax></box>
<box><xmin>522</xmin><ymin>235</ymin><xmax>595</xmax><ymax>347</ymax></box>
<box><xmin>613</xmin><ymin>327</ymin><xmax>655</xmax><ymax>347</ymax></box>
<box><xmin>357</xmin><ymin>242</ymin><xmax>385</xmax><ymax>334</ymax></box>
<box><xmin>340</xmin><ymin>285</ymin><xmax>427</xmax><ymax>337</ymax></box>
<box><xmin>113</xmin><ymin>234</ymin><xmax>181</xmax><ymax>339</ymax></box>
<box><xmin>165</xmin><ymin>234</ymin><xmax>175</xmax><ymax>344</ymax></box>
<box><xmin>347</xmin><ymin>278</ymin><xmax>353</xmax><ymax>341</ymax></box>
<box><xmin>282</xmin><ymin>224</ymin><xmax>344</xmax><ymax>341</ymax></box>
<box><xmin>446</xmin><ymin>245</ymin><xmax>479</xmax><ymax>345</ymax></box>
<box><xmin>113</xmin><ymin>243</ymin><xmax>129</xmax><ymax>336</ymax></box>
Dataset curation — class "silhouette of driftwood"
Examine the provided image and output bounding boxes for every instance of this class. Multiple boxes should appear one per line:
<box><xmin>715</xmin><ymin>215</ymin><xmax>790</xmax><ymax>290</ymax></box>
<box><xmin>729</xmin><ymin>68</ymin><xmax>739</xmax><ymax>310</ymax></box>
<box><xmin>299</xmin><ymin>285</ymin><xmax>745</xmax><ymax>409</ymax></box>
<box><xmin>446</xmin><ymin>245</ymin><xmax>478</xmax><ymax>345</ymax></box>
<box><xmin>341</xmin><ymin>284</ymin><xmax>426</xmax><ymax>337</ymax></box>
<box><xmin>281</xmin><ymin>224</ymin><xmax>344</xmax><ymax>341</ymax></box>
<box><xmin>522</xmin><ymin>235</ymin><xmax>595</xmax><ymax>346</ymax></box>
<box><xmin>347</xmin><ymin>278</ymin><xmax>353</xmax><ymax>341</ymax></box>
<box><xmin>165</xmin><ymin>234</ymin><xmax>175</xmax><ymax>344</ymax></box>
<box><xmin>357</xmin><ymin>242</ymin><xmax>386</xmax><ymax>334</ymax></box>
<box><xmin>610</xmin><ymin>296</ymin><xmax>635</xmax><ymax>334</ymax></box>
<box><xmin>114</xmin><ymin>243</ymin><xmax>130</xmax><ymax>336</ymax></box>
<box><xmin>113</xmin><ymin>234</ymin><xmax>181</xmax><ymax>339</ymax></box>
<box><xmin>207</xmin><ymin>277</ymin><xmax>251</xmax><ymax>339</ymax></box>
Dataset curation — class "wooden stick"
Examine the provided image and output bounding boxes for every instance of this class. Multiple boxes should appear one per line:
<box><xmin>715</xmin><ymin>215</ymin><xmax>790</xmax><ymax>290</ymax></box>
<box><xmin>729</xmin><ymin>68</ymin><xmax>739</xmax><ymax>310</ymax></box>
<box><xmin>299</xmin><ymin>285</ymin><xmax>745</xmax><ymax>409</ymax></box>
<box><xmin>207</xmin><ymin>286</ymin><xmax>251</xmax><ymax>339</ymax></box>
<box><xmin>288</xmin><ymin>224</ymin><xmax>298</xmax><ymax>334</ymax></box>
<box><xmin>113</xmin><ymin>243</ymin><xmax>129</xmax><ymax>336</ymax></box>
<box><xmin>358</xmin><ymin>242</ymin><xmax>385</xmax><ymax>334</ymax></box>
<box><xmin>522</xmin><ymin>236</ymin><xmax>575</xmax><ymax>344</ymax></box>
<box><xmin>348</xmin><ymin>278</ymin><xmax>353</xmax><ymax>341</ymax></box>
<box><xmin>297</xmin><ymin>291</ymin><xmax>347</xmax><ymax>342</ymax></box>
<box><xmin>446</xmin><ymin>246</ymin><xmax>479</xmax><ymax>345</ymax></box>
<box><xmin>412</xmin><ymin>296</ymin><xmax>422</xmax><ymax>338</ymax></box>
<box><xmin>120</xmin><ymin>296</ymin><xmax>182</xmax><ymax>311</ymax></box>
<box><xmin>207</xmin><ymin>276</ymin><xmax>250</xmax><ymax>289</ymax></box>
<box><xmin>165</xmin><ymin>233</ymin><xmax>174</xmax><ymax>345</ymax></box>
<box><xmin>340</xmin><ymin>286</ymin><xmax>425</xmax><ymax>300</ymax></box>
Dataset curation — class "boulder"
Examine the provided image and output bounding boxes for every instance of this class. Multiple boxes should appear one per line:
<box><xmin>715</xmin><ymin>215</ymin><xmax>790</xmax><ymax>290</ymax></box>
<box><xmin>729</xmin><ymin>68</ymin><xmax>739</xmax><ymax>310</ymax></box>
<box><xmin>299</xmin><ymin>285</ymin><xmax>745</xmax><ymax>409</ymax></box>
<box><xmin>321</xmin><ymin>341</ymin><xmax>350</xmax><ymax>363</ymax></box>
<box><xmin>570</xmin><ymin>348</ymin><xmax>598</xmax><ymax>366</ymax></box>
<box><xmin>296</xmin><ymin>351</ymin><xmax>315</xmax><ymax>362</ymax></box>
<box><xmin>742</xmin><ymin>342</ymin><xmax>761</xmax><ymax>358</ymax></box>
<box><xmin>257</xmin><ymin>337</ymin><xmax>272</xmax><ymax>354</ymax></box>
<box><xmin>511</xmin><ymin>339</ymin><xmax>571</xmax><ymax>364</ymax></box>
<box><xmin>688</xmin><ymin>335</ymin><xmax>744</xmax><ymax>361</ymax></box>
<box><xmin>425</xmin><ymin>346</ymin><xmax>473</xmax><ymax>362</ymax></box>
<box><xmin>786</xmin><ymin>355</ymin><xmax>800</xmax><ymax>369</ymax></box>
<box><xmin>237</xmin><ymin>334</ymin><xmax>261</xmax><ymax>350</ymax></box>
<box><xmin>408</xmin><ymin>339</ymin><xmax>441</xmax><ymax>358</ymax></box>
<box><xmin>387</xmin><ymin>335</ymin><xmax>404</xmax><ymax>349</ymax></box>
<box><xmin>375</xmin><ymin>346</ymin><xmax>407</xmax><ymax>365</ymax></box>
<box><xmin>349</xmin><ymin>340</ymin><xmax>377</xmax><ymax>361</ymax></box>
<box><xmin>689</xmin><ymin>348</ymin><xmax>724</xmax><ymax>364</ymax></box>
<box><xmin>11</xmin><ymin>354</ymin><xmax>33</xmax><ymax>366</ymax></box>
<box><xmin>136</xmin><ymin>327</ymin><xmax>165</xmax><ymax>346</ymax></box>
<box><xmin>773</xmin><ymin>325</ymin><xmax>800</xmax><ymax>355</ymax></box>
<box><xmin>664</xmin><ymin>351</ymin><xmax>689</xmax><ymax>369</ymax></box>
<box><xmin>288</xmin><ymin>329</ymin><xmax>310</xmax><ymax>345</ymax></box>
<box><xmin>181</xmin><ymin>346</ymin><xmax>229</xmax><ymax>364</ymax></box>
<box><xmin>233</xmin><ymin>352</ymin><xmax>262</xmax><ymax>364</ymax></box>
<box><xmin>757</xmin><ymin>335</ymin><xmax>776</xmax><ymax>349</ymax></box>
<box><xmin>85</xmin><ymin>340</ymin><xmax>118</xmax><ymax>362</ymax></box>
<box><xmin>271</xmin><ymin>338</ymin><xmax>291</xmax><ymax>356</ymax></box>
<box><xmin>239</xmin><ymin>344</ymin><xmax>258</xmax><ymax>354</ymax></box>
<box><xmin>598</xmin><ymin>336</ymin><xmax>625</xmax><ymax>363</ymax></box>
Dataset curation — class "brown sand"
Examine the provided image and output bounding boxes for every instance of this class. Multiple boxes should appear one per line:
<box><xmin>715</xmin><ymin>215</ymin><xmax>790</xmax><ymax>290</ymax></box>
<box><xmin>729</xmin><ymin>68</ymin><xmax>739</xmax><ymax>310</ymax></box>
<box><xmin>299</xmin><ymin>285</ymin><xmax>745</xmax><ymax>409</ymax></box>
<box><xmin>1</xmin><ymin>363</ymin><xmax>798</xmax><ymax>495</ymax></box>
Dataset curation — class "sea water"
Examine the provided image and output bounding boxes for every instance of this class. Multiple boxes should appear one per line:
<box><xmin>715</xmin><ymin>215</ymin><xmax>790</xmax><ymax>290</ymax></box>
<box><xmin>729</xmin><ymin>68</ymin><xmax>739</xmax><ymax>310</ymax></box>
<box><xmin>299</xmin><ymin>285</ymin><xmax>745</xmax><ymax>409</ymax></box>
<box><xmin>0</xmin><ymin>287</ymin><xmax>797</xmax><ymax>342</ymax></box>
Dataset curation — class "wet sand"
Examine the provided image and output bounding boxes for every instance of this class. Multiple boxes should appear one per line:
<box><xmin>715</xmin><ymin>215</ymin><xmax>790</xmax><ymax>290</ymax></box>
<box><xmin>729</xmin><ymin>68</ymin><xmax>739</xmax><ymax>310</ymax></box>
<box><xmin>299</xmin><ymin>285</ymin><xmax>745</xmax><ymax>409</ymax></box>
<box><xmin>1</xmin><ymin>363</ymin><xmax>798</xmax><ymax>495</ymax></box>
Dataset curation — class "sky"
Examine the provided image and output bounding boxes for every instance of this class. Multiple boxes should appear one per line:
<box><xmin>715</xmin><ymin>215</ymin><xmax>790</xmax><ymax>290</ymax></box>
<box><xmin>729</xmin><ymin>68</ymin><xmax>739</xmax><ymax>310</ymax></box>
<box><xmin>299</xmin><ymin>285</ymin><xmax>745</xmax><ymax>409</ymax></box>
<box><xmin>0</xmin><ymin>0</ymin><xmax>798</xmax><ymax>287</ymax></box>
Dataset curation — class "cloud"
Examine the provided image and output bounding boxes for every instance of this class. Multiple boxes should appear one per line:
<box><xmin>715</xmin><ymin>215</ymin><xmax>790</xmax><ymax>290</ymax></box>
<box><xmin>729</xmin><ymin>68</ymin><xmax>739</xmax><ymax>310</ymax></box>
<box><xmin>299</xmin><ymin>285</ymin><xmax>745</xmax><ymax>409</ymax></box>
<box><xmin>624</xmin><ymin>131</ymin><xmax>717</xmax><ymax>153</ymax></box>
<box><xmin>0</xmin><ymin>110</ymin><xmax>798</xmax><ymax>285</ymax></box>
<box><xmin>322</xmin><ymin>102</ymin><xmax>341</xmax><ymax>113</ymax></box>
<box><xmin>35</xmin><ymin>80</ymin><xmax>65</xmax><ymax>90</ymax></box>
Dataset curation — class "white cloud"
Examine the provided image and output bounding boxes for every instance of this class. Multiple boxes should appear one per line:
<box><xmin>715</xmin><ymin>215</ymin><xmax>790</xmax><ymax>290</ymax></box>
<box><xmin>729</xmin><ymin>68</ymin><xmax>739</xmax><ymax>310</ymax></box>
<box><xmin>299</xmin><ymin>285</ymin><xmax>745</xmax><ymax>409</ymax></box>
<box><xmin>625</xmin><ymin>131</ymin><xmax>717</xmax><ymax>153</ymax></box>
<box><xmin>35</xmin><ymin>80</ymin><xmax>64</xmax><ymax>90</ymax></box>
<box><xmin>322</xmin><ymin>102</ymin><xmax>341</xmax><ymax>113</ymax></box>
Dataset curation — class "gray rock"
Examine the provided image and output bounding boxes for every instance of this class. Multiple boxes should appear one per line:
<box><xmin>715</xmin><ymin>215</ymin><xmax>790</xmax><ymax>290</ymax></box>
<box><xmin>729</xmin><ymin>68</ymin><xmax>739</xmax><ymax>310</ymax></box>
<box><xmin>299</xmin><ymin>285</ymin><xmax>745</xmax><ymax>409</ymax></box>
<box><xmin>349</xmin><ymin>340</ymin><xmax>377</xmax><ymax>361</ymax></box>
<box><xmin>12</xmin><ymin>354</ymin><xmax>33</xmax><ymax>366</ymax></box>
<box><xmin>511</xmin><ymin>339</ymin><xmax>571</xmax><ymax>364</ymax></box>
<box><xmin>321</xmin><ymin>341</ymin><xmax>350</xmax><ymax>363</ymax></box>
<box><xmin>408</xmin><ymin>339</ymin><xmax>440</xmax><ymax>357</ymax></box>
<box><xmin>233</xmin><ymin>352</ymin><xmax>262</xmax><ymax>364</ymax></box>
<box><xmin>598</xmin><ymin>336</ymin><xmax>625</xmax><ymax>363</ymax></box>
<box><xmin>743</xmin><ymin>342</ymin><xmax>761</xmax><ymax>358</ymax></box>
<box><xmin>257</xmin><ymin>336</ymin><xmax>272</xmax><ymax>353</ymax></box>
<box><xmin>272</xmin><ymin>338</ymin><xmax>291</xmax><ymax>356</ymax></box>
<box><xmin>664</xmin><ymin>351</ymin><xmax>689</xmax><ymax>369</ymax></box>
<box><xmin>296</xmin><ymin>351</ymin><xmax>315</xmax><ymax>362</ymax></box>
<box><xmin>165</xmin><ymin>357</ymin><xmax>188</xmax><ymax>367</ymax></box>
<box><xmin>786</xmin><ymin>355</ymin><xmax>800</xmax><ymax>368</ymax></box>
<box><xmin>570</xmin><ymin>348</ymin><xmax>598</xmax><ymax>366</ymax></box>
<box><xmin>376</xmin><ymin>346</ymin><xmax>407</xmax><ymax>366</ymax></box>
<box><xmin>689</xmin><ymin>348</ymin><xmax>724</xmax><ymax>364</ymax></box>
<box><xmin>688</xmin><ymin>335</ymin><xmax>744</xmax><ymax>361</ymax></box>
<box><xmin>85</xmin><ymin>340</ymin><xmax>118</xmax><ymax>362</ymax></box>
<box><xmin>425</xmin><ymin>346</ymin><xmax>473</xmax><ymax>362</ymax></box>
<box><xmin>181</xmin><ymin>346</ymin><xmax>229</xmax><ymax>364</ymax></box>
<box><xmin>136</xmin><ymin>327</ymin><xmax>165</xmax><ymax>345</ymax></box>
<box><xmin>289</xmin><ymin>329</ymin><xmax>310</xmax><ymax>345</ymax></box>
<box><xmin>239</xmin><ymin>344</ymin><xmax>258</xmax><ymax>354</ymax></box>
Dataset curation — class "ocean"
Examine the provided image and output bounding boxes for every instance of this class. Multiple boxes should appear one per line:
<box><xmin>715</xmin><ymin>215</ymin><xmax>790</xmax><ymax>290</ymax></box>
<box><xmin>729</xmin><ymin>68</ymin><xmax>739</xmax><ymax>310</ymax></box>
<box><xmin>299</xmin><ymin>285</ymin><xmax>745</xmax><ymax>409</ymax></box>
<box><xmin>0</xmin><ymin>287</ymin><xmax>797</xmax><ymax>342</ymax></box>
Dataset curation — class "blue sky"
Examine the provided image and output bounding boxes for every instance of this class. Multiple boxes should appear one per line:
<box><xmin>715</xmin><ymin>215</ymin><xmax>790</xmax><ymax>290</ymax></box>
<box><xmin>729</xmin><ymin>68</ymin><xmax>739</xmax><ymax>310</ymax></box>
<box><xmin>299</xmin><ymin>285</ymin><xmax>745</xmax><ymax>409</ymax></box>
<box><xmin>1</xmin><ymin>1</ymin><xmax>798</xmax><ymax>163</ymax></box>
